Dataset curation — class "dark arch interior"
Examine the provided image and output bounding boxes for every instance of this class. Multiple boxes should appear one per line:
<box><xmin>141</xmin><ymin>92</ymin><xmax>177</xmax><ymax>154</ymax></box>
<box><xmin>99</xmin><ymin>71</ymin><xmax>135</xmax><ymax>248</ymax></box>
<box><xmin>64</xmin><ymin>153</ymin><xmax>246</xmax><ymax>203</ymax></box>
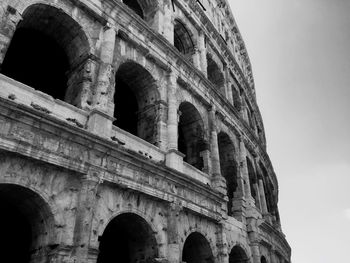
<box><xmin>218</xmin><ymin>132</ymin><xmax>238</xmax><ymax>216</ymax></box>
<box><xmin>174</xmin><ymin>20</ymin><xmax>194</xmax><ymax>56</ymax></box>
<box><xmin>114</xmin><ymin>62</ymin><xmax>159</xmax><ymax>145</ymax></box>
<box><xmin>114</xmin><ymin>76</ymin><xmax>139</xmax><ymax>136</ymax></box>
<box><xmin>261</xmin><ymin>256</ymin><xmax>268</xmax><ymax>263</ymax></box>
<box><xmin>1</xmin><ymin>4</ymin><xmax>90</xmax><ymax>104</ymax></box>
<box><xmin>97</xmin><ymin>213</ymin><xmax>158</xmax><ymax>263</ymax></box>
<box><xmin>122</xmin><ymin>0</ymin><xmax>144</xmax><ymax>18</ymax></box>
<box><xmin>1</xmin><ymin>27</ymin><xmax>69</xmax><ymax>100</ymax></box>
<box><xmin>0</xmin><ymin>184</ymin><xmax>52</xmax><ymax>263</ymax></box>
<box><xmin>206</xmin><ymin>55</ymin><xmax>225</xmax><ymax>95</ymax></box>
<box><xmin>182</xmin><ymin>232</ymin><xmax>214</xmax><ymax>263</ymax></box>
<box><xmin>229</xmin><ymin>245</ymin><xmax>249</xmax><ymax>263</ymax></box>
<box><xmin>178</xmin><ymin>102</ymin><xmax>206</xmax><ymax>170</ymax></box>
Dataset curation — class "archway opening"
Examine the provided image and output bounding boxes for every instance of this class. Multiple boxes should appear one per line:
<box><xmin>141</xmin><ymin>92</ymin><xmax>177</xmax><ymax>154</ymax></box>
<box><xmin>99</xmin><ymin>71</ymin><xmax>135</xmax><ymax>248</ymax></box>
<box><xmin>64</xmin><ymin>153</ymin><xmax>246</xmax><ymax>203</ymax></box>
<box><xmin>0</xmin><ymin>184</ymin><xmax>53</xmax><ymax>263</ymax></box>
<box><xmin>206</xmin><ymin>54</ymin><xmax>225</xmax><ymax>95</ymax></box>
<box><xmin>122</xmin><ymin>0</ymin><xmax>144</xmax><ymax>19</ymax></box>
<box><xmin>218</xmin><ymin>132</ymin><xmax>238</xmax><ymax>216</ymax></box>
<box><xmin>114</xmin><ymin>62</ymin><xmax>159</xmax><ymax>145</ymax></box>
<box><xmin>261</xmin><ymin>256</ymin><xmax>268</xmax><ymax>263</ymax></box>
<box><xmin>1</xmin><ymin>4</ymin><xmax>90</xmax><ymax>105</ymax></box>
<box><xmin>97</xmin><ymin>213</ymin><xmax>158</xmax><ymax>263</ymax></box>
<box><xmin>174</xmin><ymin>19</ymin><xmax>194</xmax><ymax>58</ymax></box>
<box><xmin>229</xmin><ymin>245</ymin><xmax>249</xmax><ymax>263</ymax></box>
<box><xmin>178</xmin><ymin>102</ymin><xmax>206</xmax><ymax>170</ymax></box>
<box><xmin>182</xmin><ymin>232</ymin><xmax>214</xmax><ymax>263</ymax></box>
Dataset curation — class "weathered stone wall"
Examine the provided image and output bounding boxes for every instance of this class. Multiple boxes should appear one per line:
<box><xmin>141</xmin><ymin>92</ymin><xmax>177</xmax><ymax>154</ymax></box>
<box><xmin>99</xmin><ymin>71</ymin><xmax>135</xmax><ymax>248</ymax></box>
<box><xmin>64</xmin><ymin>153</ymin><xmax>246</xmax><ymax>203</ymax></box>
<box><xmin>0</xmin><ymin>0</ymin><xmax>290</xmax><ymax>262</ymax></box>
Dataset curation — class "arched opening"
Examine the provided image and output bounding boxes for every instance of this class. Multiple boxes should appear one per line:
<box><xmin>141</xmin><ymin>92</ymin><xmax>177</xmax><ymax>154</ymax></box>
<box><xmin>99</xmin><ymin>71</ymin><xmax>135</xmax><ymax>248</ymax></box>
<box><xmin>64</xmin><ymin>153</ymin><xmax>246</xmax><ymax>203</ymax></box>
<box><xmin>1</xmin><ymin>4</ymin><xmax>90</xmax><ymax>105</ymax></box>
<box><xmin>174</xmin><ymin>19</ymin><xmax>195</xmax><ymax>58</ymax></box>
<box><xmin>229</xmin><ymin>245</ymin><xmax>249</xmax><ymax>263</ymax></box>
<box><xmin>261</xmin><ymin>256</ymin><xmax>268</xmax><ymax>263</ymax></box>
<box><xmin>122</xmin><ymin>0</ymin><xmax>144</xmax><ymax>19</ymax></box>
<box><xmin>178</xmin><ymin>102</ymin><xmax>207</xmax><ymax>170</ymax></box>
<box><xmin>0</xmin><ymin>184</ymin><xmax>54</xmax><ymax>263</ymax></box>
<box><xmin>182</xmin><ymin>232</ymin><xmax>214</xmax><ymax>263</ymax></box>
<box><xmin>114</xmin><ymin>62</ymin><xmax>159</xmax><ymax>145</ymax></box>
<box><xmin>97</xmin><ymin>213</ymin><xmax>158</xmax><ymax>263</ymax></box>
<box><xmin>218</xmin><ymin>132</ymin><xmax>238</xmax><ymax>216</ymax></box>
<box><xmin>206</xmin><ymin>54</ymin><xmax>225</xmax><ymax>95</ymax></box>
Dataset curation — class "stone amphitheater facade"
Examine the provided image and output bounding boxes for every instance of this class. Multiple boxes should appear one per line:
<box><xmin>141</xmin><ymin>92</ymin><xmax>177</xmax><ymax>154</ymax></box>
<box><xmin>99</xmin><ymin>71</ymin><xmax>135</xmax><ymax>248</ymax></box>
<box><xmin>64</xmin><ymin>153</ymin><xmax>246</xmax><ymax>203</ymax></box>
<box><xmin>0</xmin><ymin>0</ymin><xmax>291</xmax><ymax>262</ymax></box>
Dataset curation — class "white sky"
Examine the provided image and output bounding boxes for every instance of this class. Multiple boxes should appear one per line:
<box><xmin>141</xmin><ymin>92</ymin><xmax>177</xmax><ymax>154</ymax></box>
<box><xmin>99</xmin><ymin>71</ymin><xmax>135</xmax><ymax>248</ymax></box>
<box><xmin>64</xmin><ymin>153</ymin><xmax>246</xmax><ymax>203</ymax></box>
<box><xmin>228</xmin><ymin>0</ymin><xmax>350</xmax><ymax>262</ymax></box>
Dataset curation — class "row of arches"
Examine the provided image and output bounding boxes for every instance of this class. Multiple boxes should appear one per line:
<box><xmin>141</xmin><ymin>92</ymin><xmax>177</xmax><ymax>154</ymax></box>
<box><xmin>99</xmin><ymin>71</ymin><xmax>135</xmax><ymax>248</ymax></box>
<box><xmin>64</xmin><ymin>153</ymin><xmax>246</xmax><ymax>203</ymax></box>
<box><xmin>0</xmin><ymin>183</ymin><xmax>251</xmax><ymax>263</ymax></box>
<box><xmin>0</xmin><ymin>3</ymin><xmax>275</xmax><ymax>219</ymax></box>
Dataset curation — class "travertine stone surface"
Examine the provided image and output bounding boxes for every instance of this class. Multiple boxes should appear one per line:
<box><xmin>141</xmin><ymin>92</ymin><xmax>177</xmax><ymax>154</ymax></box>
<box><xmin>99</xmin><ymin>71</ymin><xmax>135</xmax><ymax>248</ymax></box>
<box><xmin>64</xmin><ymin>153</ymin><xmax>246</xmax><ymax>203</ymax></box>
<box><xmin>0</xmin><ymin>0</ymin><xmax>290</xmax><ymax>262</ymax></box>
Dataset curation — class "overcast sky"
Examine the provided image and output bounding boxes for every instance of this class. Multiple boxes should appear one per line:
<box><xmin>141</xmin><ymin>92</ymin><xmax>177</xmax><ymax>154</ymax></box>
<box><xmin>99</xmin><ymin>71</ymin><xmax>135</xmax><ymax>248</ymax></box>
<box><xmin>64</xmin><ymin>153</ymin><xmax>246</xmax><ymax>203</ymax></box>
<box><xmin>228</xmin><ymin>0</ymin><xmax>350</xmax><ymax>262</ymax></box>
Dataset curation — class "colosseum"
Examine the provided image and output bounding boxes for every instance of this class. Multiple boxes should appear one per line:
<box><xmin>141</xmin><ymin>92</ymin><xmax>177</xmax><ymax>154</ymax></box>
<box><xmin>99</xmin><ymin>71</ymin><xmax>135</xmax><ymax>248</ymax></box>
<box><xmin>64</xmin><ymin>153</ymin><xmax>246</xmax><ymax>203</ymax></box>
<box><xmin>0</xmin><ymin>0</ymin><xmax>291</xmax><ymax>262</ymax></box>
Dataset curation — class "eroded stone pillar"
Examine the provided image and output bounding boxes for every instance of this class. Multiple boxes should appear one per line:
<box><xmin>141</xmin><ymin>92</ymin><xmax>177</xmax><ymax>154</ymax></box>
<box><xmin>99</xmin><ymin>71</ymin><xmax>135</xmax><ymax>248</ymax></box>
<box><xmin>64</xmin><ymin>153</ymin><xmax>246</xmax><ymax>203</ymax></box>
<box><xmin>197</xmin><ymin>30</ymin><xmax>207</xmax><ymax>76</ymax></box>
<box><xmin>151</xmin><ymin>0</ymin><xmax>173</xmax><ymax>43</ymax></box>
<box><xmin>155</xmin><ymin>100</ymin><xmax>168</xmax><ymax>151</ymax></box>
<box><xmin>66</xmin><ymin>55</ymin><xmax>99</xmax><ymax>109</ymax></box>
<box><xmin>209</xmin><ymin>106</ymin><xmax>226</xmax><ymax>195</ymax></box>
<box><xmin>0</xmin><ymin>5</ymin><xmax>21</xmax><ymax>68</ymax></box>
<box><xmin>94</xmin><ymin>25</ymin><xmax>116</xmax><ymax>113</ymax></box>
<box><xmin>165</xmin><ymin>72</ymin><xmax>184</xmax><ymax>171</ymax></box>
<box><xmin>239</xmin><ymin>138</ymin><xmax>254</xmax><ymax>203</ymax></box>
<box><xmin>88</xmin><ymin>25</ymin><xmax>116</xmax><ymax>138</ymax></box>
<box><xmin>71</xmin><ymin>173</ymin><xmax>100</xmax><ymax>263</ymax></box>
<box><xmin>167</xmin><ymin>202</ymin><xmax>182</xmax><ymax>263</ymax></box>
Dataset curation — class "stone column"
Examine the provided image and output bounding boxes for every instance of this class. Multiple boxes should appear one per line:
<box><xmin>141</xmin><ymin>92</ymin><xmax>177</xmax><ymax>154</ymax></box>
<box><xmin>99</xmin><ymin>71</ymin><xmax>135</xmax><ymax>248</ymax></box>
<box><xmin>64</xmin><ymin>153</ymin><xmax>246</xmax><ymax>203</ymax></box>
<box><xmin>223</xmin><ymin>64</ymin><xmax>233</xmax><ymax>103</ymax></box>
<box><xmin>0</xmin><ymin>5</ymin><xmax>21</xmax><ymax>68</ymax></box>
<box><xmin>209</xmin><ymin>106</ymin><xmax>226</xmax><ymax>195</ymax></box>
<box><xmin>216</xmin><ymin>223</ymin><xmax>229</xmax><ymax>263</ymax></box>
<box><xmin>155</xmin><ymin>100</ymin><xmax>168</xmax><ymax>151</ymax></box>
<box><xmin>88</xmin><ymin>25</ymin><xmax>116</xmax><ymax>138</ymax></box>
<box><xmin>152</xmin><ymin>0</ymin><xmax>174</xmax><ymax>43</ymax></box>
<box><xmin>247</xmin><ymin>218</ymin><xmax>261</xmax><ymax>263</ymax></box>
<box><xmin>165</xmin><ymin>72</ymin><xmax>184</xmax><ymax>171</ymax></box>
<box><xmin>258</xmin><ymin>179</ymin><xmax>268</xmax><ymax>215</ymax></box>
<box><xmin>197</xmin><ymin>30</ymin><xmax>207</xmax><ymax>77</ymax></box>
<box><xmin>71</xmin><ymin>173</ymin><xmax>100</xmax><ymax>263</ymax></box>
<box><xmin>167</xmin><ymin>202</ymin><xmax>182</xmax><ymax>263</ymax></box>
<box><xmin>239</xmin><ymin>138</ymin><xmax>254</xmax><ymax>204</ymax></box>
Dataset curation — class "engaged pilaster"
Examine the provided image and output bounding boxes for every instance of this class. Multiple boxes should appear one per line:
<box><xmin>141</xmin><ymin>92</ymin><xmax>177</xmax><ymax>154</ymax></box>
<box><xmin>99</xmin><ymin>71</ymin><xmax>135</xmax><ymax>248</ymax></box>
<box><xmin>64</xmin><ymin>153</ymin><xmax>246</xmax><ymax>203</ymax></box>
<box><xmin>88</xmin><ymin>25</ymin><xmax>117</xmax><ymax>138</ymax></box>
<box><xmin>165</xmin><ymin>72</ymin><xmax>184</xmax><ymax>171</ymax></box>
<box><xmin>0</xmin><ymin>5</ymin><xmax>21</xmax><ymax>68</ymax></box>
<box><xmin>209</xmin><ymin>106</ymin><xmax>226</xmax><ymax>195</ymax></box>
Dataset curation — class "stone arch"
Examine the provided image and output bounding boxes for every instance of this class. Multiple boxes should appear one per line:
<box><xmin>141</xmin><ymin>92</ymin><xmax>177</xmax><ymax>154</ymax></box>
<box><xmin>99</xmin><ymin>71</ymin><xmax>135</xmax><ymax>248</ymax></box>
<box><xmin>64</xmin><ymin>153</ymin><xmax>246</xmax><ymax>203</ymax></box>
<box><xmin>178</xmin><ymin>101</ymin><xmax>207</xmax><ymax>170</ymax></box>
<box><xmin>261</xmin><ymin>255</ymin><xmax>268</xmax><ymax>263</ymax></box>
<box><xmin>206</xmin><ymin>53</ymin><xmax>225</xmax><ymax>95</ymax></box>
<box><xmin>1</xmin><ymin>2</ymin><xmax>91</xmax><ymax>107</ymax></box>
<box><xmin>113</xmin><ymin>60</ymin><xmax>161</xmax><ymax>145</ymax></box>
<box><xmin>174</xmin><ymin>18</ymin><xmax>195</xmax><ymax>57</ymax></box>
<box><xmin>182</xmin><ymin>231</ymin><xmax>215</xmax><ymax>263</ymax></box>
<box><xmin>122</xmin><ymin>0</ymin><xmax>159</xmax><ymax>24</ymax></box>
<box><xmin>217</xmin><ymin>131</ymin><xmax>239</xmax><ymax>216</ymax></box>
<box><xmin>0</xmin><ymin>182</ymin><xmax>56</xmax><ymax>262</ymax></box>
<box><xmin>229</xmin><ymin>244</ymin><xmax>250</xmax><ymax>263</ymax></box>
<box><xmin>122</xmin><ymin>0</ymin><xmax>144</xmax><ymax>18</ymax></box>
<box><xmin>97</xmin><ymin>212</ymin><xmax>160</xmax><ymax>263</ymax></box>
